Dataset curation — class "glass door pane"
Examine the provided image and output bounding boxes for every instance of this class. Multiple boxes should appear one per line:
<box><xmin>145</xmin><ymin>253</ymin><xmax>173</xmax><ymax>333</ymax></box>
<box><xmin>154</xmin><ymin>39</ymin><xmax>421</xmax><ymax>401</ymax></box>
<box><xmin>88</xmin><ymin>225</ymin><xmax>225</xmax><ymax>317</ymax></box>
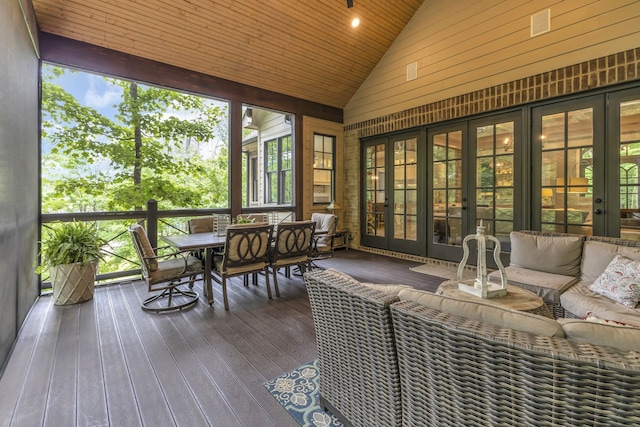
<box><xmin>392</xmin><ymin>138</ymin><xmax>418</xmax><ymax>241</ymax></box>
<box><xmin>475</xmin><ymin>121</ymin><xmax>515</xmax><ymax>248</ymax></box>
<box><xmin>540</xmin><ymin>108</ymin><xmax>594</xmax><ymax>234</ymax></box>
<box><xmin>432</xmin><ymin>130</ymin><xmax>463</xmax><ymax>246</ymax></box>
<box><xmin>619</xmin><ymin>98</ymin><xmax>640</xmax><ymax>240</ymax></box>
<box><xmin>365</xmin><ymin>143</ymin><xmax>386</xmax><ymax>238</ymax></box>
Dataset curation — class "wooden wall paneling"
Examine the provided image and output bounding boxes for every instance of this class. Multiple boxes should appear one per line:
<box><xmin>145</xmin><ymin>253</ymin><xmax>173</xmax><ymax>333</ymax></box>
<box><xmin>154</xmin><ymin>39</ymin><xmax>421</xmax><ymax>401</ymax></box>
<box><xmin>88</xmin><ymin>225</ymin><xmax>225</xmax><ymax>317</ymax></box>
<box><xmin>345</xmin><ymin>0</ymin><xmax>640</xmax><ymax>122</ymax></box>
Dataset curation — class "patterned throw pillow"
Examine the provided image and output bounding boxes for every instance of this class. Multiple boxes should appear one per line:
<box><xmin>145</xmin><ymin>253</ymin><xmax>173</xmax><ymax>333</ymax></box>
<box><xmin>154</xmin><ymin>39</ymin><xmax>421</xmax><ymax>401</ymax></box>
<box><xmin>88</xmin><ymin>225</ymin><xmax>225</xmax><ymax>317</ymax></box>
<box><xmin>589</xmin><ymin>254</ymin><xmax>640</xmax><ymax>308</ymax></box>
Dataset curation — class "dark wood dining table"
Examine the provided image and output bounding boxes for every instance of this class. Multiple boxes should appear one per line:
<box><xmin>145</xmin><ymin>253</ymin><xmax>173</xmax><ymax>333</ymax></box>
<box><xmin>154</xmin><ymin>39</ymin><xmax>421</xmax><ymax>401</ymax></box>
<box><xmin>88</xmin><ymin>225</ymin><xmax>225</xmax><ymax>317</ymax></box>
<box><xmin>162</xmin><ymin>233</ymin><xmax>226</xmax><ymax>306</ymax></box>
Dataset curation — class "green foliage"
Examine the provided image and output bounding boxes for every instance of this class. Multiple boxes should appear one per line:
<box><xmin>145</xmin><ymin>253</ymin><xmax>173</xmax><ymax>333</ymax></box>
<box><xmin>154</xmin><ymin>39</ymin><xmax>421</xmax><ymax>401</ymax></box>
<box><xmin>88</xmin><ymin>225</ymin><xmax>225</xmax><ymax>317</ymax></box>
<box><xmin>39</xmin><ymin>222</ymin><xmax>106</xmax><ymax>272</ymax></box>
<box><xmin>41</xmin><ymin>64</ymin><xmax>229</xmax><ymax>213</ymax></box>
<box><xmin>235</xmin><ymin>216</ymin><xmax>255</xmax><ymax>224</ymax></box>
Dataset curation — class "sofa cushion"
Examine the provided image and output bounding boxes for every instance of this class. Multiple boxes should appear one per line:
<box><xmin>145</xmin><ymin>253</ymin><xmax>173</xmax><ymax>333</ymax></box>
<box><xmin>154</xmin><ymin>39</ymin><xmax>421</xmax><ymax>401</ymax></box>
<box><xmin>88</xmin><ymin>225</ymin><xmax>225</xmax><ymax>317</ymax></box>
<box><xmin>488</xmin><ymin>266</ymin><xmax>577</xmax><ymax>304</ymax></box>
<box><xmin>580</xmin><ymin>240</ymin><xmax>640</xmax><ymax>283</ymax></box>
<box><xmin>509</xmin><ymin>231</ymin><xmax>583</xmax><ymax>276</ymax></box>
<box><xmin>559</xmin><ymin>280</ymin><xmax>640</xmax><ymax>325</ymax></box>
<box><xmin>589</xmin><ymin>254</ymin><xmax>640</xmax><ymax>308</ymax></box>
<box><xmin>558</xmin><ymin>318</ymin><xmax>640</xmax><ymax>351</ymax></box>
<box><xmin>398</xmin><ymin>289</ymin><xmax>564</xmax><ymax>337</ymax></box>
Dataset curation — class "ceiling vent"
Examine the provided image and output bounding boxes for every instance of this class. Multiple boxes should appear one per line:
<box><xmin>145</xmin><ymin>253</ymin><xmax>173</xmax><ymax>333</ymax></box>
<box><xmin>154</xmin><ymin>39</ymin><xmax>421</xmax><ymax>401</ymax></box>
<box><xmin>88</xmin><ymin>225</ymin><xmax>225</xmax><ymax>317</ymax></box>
<box><xmin>531</xmin><ymin>9</ymin><xmax>551</xmax><ymax>37</ymax></box>
<box><xmin>407</xmin><ymin>62</ymin><xmax>417</xmax><ymax>81</ymax></box>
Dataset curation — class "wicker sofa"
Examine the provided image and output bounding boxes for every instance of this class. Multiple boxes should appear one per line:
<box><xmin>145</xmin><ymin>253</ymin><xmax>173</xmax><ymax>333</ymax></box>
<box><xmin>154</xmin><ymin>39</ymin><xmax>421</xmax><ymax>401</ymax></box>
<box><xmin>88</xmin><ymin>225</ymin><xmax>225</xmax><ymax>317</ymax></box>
<box><xmin>305</xmin><ymin>269</ymin><xmax>640</xmax><ymax>427</ymax></box>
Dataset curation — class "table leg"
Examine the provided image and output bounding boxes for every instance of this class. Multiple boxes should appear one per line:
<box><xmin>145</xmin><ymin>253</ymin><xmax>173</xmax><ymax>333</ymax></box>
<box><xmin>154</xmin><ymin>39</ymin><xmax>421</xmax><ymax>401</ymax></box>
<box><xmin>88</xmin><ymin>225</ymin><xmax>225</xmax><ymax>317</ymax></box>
<box><xmin>205</xmin><ymin>247</ymin><xmax>214</xmax><ymax>306</ymax></box>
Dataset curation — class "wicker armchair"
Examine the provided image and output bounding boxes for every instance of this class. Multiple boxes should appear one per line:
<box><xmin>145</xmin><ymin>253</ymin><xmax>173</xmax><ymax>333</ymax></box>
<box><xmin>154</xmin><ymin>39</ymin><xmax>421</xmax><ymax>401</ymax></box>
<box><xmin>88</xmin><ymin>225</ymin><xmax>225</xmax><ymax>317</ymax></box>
<box><xmin>304</xmin><ymin>270</ymin><xmax>402</xmax><ymax>427</ymax></box>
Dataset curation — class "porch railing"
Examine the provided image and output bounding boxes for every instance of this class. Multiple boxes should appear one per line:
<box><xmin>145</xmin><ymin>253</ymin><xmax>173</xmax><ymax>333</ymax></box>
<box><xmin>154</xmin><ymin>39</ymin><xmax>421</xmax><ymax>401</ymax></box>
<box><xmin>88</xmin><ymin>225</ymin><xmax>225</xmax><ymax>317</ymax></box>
<box><xmin>39</xmin><ymin>200</ymin><xmax>295</xmax><ymax>289</ymax></box>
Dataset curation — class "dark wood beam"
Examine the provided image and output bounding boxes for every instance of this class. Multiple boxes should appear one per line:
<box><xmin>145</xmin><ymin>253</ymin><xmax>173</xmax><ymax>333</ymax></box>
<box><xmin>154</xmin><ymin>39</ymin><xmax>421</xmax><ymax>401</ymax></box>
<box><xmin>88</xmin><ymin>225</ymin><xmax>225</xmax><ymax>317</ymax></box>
<box><xmin>39</xmin><ymin>32</ymin><xmax>343</xmax><ymax>123</ymax></box>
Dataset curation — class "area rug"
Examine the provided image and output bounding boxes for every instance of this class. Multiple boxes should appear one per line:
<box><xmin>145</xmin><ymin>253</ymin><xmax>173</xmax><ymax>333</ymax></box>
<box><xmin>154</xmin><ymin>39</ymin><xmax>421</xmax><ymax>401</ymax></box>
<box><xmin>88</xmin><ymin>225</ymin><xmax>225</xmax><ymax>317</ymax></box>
<box><xmin>264</xmin><ymin>359</ymin><xmax>343</xmax><ymax>427</ymax></box>
<box><xmin>410</xmin><ymin>262</ymin><xmax>476</xmax><ymax>280</ymax></box>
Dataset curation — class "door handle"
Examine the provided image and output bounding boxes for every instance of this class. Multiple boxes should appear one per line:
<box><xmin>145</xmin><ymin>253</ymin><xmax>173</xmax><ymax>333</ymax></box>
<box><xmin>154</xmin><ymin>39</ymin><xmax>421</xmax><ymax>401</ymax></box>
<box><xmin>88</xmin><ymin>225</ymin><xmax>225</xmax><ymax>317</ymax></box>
<box><xmin>594</xmin><ymin>209</ymin><xmax>603</xmax><ymax>215</ymax></box>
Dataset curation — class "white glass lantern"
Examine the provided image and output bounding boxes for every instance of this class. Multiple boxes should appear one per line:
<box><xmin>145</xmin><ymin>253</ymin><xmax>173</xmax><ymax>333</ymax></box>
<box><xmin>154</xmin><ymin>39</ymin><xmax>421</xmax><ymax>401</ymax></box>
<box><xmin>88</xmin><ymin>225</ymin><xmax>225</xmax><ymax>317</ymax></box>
<box><xmin>456</xmin><ymin>220</ymin><xmax>508</xmax><ymax>298</ymax></box>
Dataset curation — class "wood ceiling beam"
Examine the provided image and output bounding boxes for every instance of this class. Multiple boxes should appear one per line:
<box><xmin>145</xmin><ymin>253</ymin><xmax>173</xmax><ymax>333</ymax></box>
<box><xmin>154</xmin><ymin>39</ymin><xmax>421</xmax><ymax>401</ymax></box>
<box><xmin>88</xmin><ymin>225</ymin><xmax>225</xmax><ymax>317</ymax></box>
<box><xmin>39</xmin><ymin>32</ymin><xmax>343</xmax><ymax>124</ymax></box>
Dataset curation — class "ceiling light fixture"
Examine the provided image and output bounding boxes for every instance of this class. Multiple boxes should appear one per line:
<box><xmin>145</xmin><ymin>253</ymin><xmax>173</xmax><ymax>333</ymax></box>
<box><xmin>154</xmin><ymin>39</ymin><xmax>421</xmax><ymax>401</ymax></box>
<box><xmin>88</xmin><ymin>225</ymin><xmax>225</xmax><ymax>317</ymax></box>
<box><xmin>346</xmin><ymin>0</ymin><xmax>354</xmax><ymax>8</ymax></box>
<box><xmin>351</xmin><ymin>17</ymin><xmax>360</xmax><ymax>28</ymax></box>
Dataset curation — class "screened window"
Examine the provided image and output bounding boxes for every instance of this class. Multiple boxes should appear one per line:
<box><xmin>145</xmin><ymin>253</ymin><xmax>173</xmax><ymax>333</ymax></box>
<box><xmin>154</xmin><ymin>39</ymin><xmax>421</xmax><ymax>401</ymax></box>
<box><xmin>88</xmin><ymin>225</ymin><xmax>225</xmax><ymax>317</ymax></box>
<box><xmin>313</xmin><ymin>133</ymin><xmax>335</xmax><ymax>204</ymax></box>
<box><xmin>241</xmin><ymin>106</ymin><xmax>294</xmax><ymax>207</ymax></box>
<box><xmin>41</xmin><ymin>63</ymin><xmax>230</xmax><ymax>213</ymax></box>
<box><xmin>265</xmin><ymin>135</ymin><xmax>293</xmax><ymax>204</ymax></box>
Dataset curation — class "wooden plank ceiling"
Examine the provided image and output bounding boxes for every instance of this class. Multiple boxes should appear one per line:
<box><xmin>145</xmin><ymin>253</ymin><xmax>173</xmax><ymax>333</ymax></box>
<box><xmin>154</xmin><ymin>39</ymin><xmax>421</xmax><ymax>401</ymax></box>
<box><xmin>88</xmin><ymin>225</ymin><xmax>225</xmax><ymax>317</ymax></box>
<box><xmin>31</xmin><ymin>0</ymin><xmax>425</xmax><ymax>109</ymax></box>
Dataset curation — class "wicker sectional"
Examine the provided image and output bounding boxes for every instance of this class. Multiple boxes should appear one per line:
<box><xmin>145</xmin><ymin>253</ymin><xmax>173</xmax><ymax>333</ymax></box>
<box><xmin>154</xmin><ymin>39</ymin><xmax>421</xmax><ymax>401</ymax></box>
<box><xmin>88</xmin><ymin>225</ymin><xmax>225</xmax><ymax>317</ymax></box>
<box><xmin>305</xmin><ymin>269</ymin><xmax>640</xmax><ymax>427</ymax></box>
<box><xmin>489</xmin><ymin>231</ymin><xmax>640</xmax><ymax>324</ymax></box>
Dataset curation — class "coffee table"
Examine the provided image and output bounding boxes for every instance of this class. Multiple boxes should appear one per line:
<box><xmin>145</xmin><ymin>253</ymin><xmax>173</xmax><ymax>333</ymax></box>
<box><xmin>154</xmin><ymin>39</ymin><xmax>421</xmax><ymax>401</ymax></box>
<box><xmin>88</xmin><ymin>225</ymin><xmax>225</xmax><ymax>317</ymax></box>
<box><xmin>436</xmin><ymin>280</ymin><xmax>553</xmax><ymax>318</ymax></box>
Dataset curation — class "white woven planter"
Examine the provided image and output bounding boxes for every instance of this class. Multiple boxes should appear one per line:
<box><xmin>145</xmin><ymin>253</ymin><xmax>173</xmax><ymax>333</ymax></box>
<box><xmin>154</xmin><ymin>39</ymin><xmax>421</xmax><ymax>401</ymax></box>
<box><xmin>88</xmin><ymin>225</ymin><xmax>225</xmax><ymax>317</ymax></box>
<box><xmin>50</xmin><ymin>261</ymin><xmax>98</xmax><ymax>305</ymax></box>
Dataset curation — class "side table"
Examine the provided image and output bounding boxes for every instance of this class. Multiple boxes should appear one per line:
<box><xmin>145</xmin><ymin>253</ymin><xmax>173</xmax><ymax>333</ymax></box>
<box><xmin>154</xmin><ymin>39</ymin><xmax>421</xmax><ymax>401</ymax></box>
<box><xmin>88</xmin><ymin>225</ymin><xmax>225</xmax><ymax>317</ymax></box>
<box><xmin>333</xmin><ymin>228</ymin><xmax>349</xmax><ymax>250</ymax></box>
<box><xmin>436</xmin><ymin>280</ymin><xmax>553</xmax><ymax>318</ymax></box>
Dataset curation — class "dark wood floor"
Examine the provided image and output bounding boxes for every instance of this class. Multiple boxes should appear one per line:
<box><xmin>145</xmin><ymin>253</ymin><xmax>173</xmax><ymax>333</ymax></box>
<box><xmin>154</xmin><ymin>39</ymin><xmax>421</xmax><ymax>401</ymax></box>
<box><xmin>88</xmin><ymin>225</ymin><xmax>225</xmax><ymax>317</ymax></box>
<box><xmin>0</xmin><ymin>250</ymin><xmax>446</xmax><ymax>427</ymax></box>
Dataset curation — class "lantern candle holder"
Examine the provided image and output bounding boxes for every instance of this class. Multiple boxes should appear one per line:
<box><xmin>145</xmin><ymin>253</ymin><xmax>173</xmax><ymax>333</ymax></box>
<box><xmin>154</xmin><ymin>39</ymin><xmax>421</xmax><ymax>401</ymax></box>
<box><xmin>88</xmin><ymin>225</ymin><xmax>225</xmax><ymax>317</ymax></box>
<box><xmin>456</xmin><ymin>220</ymin><xmax>508</xmax><ymax>298</ymax></box>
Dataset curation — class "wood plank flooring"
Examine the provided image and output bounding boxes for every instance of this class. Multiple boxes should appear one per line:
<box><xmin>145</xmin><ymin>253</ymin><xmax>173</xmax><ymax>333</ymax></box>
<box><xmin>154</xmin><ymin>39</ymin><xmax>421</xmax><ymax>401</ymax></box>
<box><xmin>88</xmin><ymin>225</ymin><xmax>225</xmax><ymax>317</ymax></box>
<box><xmin>0</xmin><ymin>250</ymin><xmax>446</xmax><ymax>427</ymax></box>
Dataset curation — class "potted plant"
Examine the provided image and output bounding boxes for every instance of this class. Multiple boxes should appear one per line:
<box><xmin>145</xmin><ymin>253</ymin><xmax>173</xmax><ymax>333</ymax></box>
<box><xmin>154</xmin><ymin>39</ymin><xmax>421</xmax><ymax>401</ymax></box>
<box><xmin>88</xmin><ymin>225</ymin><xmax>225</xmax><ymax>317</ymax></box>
<box><xmin>39</xmin><ymin>221</ymin><xmax>106</xmax><ymax>305</ymax></box>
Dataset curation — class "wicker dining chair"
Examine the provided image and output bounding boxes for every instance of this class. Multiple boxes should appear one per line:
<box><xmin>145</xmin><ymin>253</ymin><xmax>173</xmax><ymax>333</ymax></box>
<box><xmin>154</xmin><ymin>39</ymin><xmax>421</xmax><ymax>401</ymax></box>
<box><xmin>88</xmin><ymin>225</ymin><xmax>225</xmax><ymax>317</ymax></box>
<box><xmin>212</xmin><ymin>223</ymin><xmax>274</xmax><ymax>310</ymax></box>
<box><xmin>129</xmin><ymin>223</ymin><xmax>202</xmax><ymax>313</ymax></box>
<box><xmin>269</xmin><ymin>220</ymin><xmax>316</xmax><ymax>296</ymax></box>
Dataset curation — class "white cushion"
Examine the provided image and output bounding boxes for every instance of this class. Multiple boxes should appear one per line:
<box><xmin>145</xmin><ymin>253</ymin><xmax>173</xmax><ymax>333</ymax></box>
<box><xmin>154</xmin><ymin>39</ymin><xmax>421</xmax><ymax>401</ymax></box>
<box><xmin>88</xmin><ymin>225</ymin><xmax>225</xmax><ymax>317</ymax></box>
<box><xmin>509</xmin><ymin>231</ymin><xmax>583</xmax><ymax>276</ymax></box>
<box><xmin>560</xmin><ymin>280</ymin><xmax>640</xmax><ymax>325</ymax></box>
<box><xmin>398</xmin><ymin>289</ymin><xmax>565</xmax><ymax>338</ymax></box>
<box><xmin>589</xmin><ymin>254</ymin><xmax>640</xmax><ymax>308</ymax></box>
<box><xmin>558</xmin><ymin>318</ymin><xmax>640</xmax><ymax>351</ymax></box>
<box><xmin>488</xmin><ymin>266</ymin><xmax>577</xmax><ymax>304</ymax></box>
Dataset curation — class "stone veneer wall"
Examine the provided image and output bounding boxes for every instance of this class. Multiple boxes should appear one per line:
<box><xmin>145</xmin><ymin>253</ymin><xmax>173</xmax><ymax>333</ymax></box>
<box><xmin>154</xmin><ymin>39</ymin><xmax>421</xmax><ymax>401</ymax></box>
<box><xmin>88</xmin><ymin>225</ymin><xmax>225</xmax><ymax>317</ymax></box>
<box><xmin>342</xmin><ymin>47</ymin><xmax>640</xmax><ymax>257</ymax></box>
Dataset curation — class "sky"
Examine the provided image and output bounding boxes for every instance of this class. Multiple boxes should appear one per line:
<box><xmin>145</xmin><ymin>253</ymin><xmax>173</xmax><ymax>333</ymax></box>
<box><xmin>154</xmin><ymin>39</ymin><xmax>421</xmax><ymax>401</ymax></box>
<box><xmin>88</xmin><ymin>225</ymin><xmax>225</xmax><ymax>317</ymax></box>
<box><xmin>44</xmin><ymin>64</ymin><xmax>121</xmax><ymax>119</ymax></box>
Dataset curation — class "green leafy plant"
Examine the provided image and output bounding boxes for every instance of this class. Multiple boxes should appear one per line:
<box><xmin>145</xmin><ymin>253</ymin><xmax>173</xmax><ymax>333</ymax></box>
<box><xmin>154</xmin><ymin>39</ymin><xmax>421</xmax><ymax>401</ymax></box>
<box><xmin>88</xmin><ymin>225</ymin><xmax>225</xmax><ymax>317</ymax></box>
<box><xmin>38</xmin><ymin>221</ymin><xmax>106</xmax><ymax>273</ymax></box>
<box><xmin>235</xmin><ymin>216</ymin><xmax>255</xmax><ymax>224</ymax></box>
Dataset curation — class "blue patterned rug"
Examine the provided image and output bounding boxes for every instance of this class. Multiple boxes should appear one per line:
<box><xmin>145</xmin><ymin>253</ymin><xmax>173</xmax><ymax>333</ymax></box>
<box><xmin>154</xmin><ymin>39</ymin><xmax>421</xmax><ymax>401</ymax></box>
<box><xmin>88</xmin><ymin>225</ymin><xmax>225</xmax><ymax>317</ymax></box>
<box><xmin>264</xmin><ymin>359</ymin><xmax>343</xmax><ymax>427</ymax></box>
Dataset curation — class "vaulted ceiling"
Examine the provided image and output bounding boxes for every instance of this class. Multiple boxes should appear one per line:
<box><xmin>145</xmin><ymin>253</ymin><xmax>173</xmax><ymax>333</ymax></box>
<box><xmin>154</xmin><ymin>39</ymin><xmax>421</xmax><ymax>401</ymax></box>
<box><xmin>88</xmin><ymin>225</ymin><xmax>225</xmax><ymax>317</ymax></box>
<box><xmin>31</xmin><ymin>0</ymin><xmax>425</xmax><ymax>109</ymax></box>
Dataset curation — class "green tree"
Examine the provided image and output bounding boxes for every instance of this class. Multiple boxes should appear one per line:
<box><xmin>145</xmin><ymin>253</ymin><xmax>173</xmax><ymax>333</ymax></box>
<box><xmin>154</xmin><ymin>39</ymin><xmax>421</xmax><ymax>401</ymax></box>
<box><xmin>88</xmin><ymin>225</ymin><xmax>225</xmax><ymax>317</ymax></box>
<box><xmin>41</xmin><ymin>65</ymin><xmax>228</xmax><ymax>212</ymax></box>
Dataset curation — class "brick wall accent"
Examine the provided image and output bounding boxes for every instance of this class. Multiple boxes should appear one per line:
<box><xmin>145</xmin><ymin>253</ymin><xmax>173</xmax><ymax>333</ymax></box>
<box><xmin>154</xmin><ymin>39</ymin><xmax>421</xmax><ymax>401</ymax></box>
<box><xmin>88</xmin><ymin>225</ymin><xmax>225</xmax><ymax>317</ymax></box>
<box><xmin>346</xmin><ymin>48</ymin><xmax>640</xmax><ymax>138</ymax></box>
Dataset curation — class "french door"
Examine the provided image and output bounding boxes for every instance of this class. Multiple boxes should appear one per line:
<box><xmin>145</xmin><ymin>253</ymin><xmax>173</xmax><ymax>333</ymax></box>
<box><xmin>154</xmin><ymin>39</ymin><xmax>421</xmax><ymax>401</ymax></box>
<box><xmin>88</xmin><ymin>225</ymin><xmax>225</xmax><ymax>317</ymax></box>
<box><xmin>532</xmin><ymin>96</ymin><xmax>605</xmax><ymax>235</ymax></box>
<box><xmin>427</xmin><ymin>113</ymin><xmax>521</xmax><ymax>262</ymax></box>
<box><xmin>609</xmin><ymin>86</ymin><xmax>640</xmax><ymax>240</ymax></box>
<box><xmin>361</xmin><ymin>131</ymin><xmax>424</xmax><ymax>255</ymax></box>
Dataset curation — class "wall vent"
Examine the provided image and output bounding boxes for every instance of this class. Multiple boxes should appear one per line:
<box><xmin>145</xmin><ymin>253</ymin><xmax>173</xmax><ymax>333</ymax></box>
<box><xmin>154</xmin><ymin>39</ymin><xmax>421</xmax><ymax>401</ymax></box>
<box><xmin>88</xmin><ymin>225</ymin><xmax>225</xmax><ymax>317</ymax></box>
<box><xmin>407</xmin><ymin>62</ymin><xmax>417</xmax><ymax>81</ymax></box>
<box><xmin>531</xmin><ymin>9</ymin><xmax>550</xmax><ymax>37</ymax></box>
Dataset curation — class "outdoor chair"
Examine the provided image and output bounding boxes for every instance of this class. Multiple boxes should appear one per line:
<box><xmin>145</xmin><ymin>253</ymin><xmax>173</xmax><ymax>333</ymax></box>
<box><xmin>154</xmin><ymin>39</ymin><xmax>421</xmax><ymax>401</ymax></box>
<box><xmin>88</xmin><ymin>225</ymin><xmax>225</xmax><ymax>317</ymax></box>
<box><xmin>212</xmin><ymin>223</ymin><xmax>274</xmax><ymax>310</ymax></box>
<box><xmin>187</xmin><ymin>216</ymin><xmax>215</xmax><ymax>261</ymax></box>
<box><xmin>310</xmin><ymin>213</ymin><xmax>337</xmax><ymax>268</ymax></box>
<box><xmin>128</xmin><ymin>223</ymin><xmax>202</xmax><ymax>313</ymax></box>
<box><xmin>269</xmin><ymin>221</ymin><xmax>316</xmax><ymax>296</ymax></box>
<box><xmin>188</xmin><ymin>216</ymin><xmax>214</xmax><ymax>234</ymax></box>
